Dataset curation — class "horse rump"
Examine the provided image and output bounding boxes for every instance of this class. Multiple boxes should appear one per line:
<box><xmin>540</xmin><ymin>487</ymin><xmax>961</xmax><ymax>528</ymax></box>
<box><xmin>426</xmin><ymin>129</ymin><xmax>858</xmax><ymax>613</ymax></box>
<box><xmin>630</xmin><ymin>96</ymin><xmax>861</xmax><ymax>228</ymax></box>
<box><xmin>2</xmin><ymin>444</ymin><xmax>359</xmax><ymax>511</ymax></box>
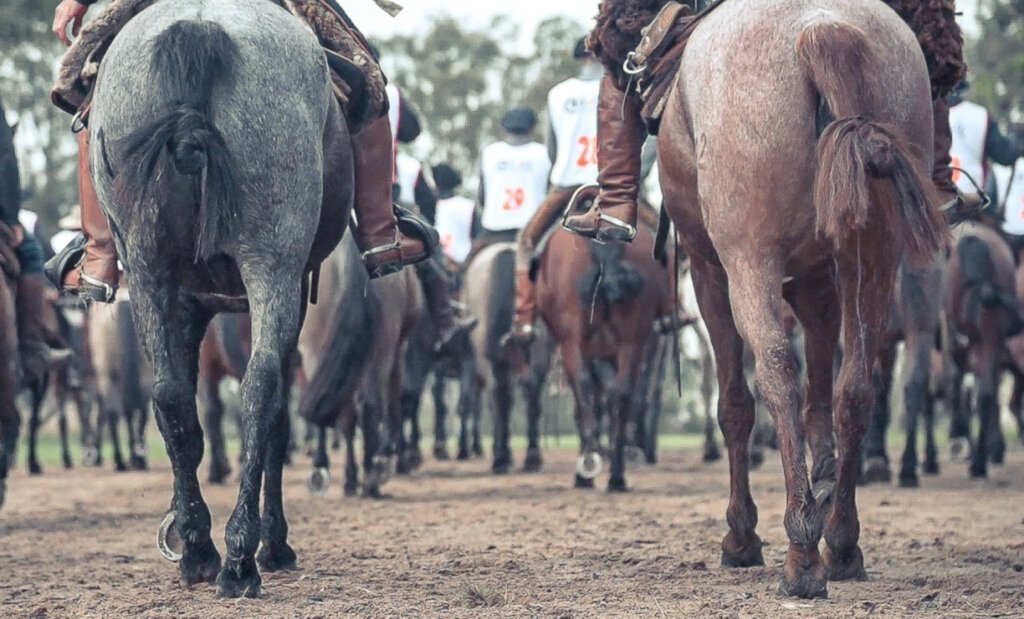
<box><xmin>115</xmin><ymin>20</ymin><xmax>241</xmax><ymax>261</ymax></box>
<box><xmin>796</xmin><ymin>18</ymin><xmax>944</xmax><ymax>267</ymax></box>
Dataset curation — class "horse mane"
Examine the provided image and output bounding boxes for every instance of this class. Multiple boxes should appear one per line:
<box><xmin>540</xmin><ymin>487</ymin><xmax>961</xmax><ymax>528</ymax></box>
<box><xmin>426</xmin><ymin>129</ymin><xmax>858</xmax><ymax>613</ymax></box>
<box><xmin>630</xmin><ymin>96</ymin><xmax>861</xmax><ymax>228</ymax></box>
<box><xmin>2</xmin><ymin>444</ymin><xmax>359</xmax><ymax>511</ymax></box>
<box><xmin>589</xmin><ymin>0</ymin><xmax>674</xmax><ymax>83</ymax></box>
<box><xmin>883</xmin><ymin>0</ymin><xmax>965</xmax><ymax>97</ymax></box>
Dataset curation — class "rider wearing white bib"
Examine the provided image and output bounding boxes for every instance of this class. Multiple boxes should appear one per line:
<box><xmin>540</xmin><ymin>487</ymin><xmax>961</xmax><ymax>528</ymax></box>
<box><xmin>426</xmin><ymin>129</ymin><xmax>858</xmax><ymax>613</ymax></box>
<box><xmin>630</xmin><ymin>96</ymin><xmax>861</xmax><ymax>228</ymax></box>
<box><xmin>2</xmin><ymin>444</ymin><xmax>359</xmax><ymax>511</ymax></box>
<box><xmin>472</xmin><ymin>107</ymin><xmax>550</xmax><ymax>257</ymax></box>
<box><xmin>431</xmin><ymin>163</ymin><xmax>476</xmax><ymax>265</ymax></box>
<box><xmin>505</xmin><ymin>38</ymin><xmax>602</xmax><ymax>345</ymax></box>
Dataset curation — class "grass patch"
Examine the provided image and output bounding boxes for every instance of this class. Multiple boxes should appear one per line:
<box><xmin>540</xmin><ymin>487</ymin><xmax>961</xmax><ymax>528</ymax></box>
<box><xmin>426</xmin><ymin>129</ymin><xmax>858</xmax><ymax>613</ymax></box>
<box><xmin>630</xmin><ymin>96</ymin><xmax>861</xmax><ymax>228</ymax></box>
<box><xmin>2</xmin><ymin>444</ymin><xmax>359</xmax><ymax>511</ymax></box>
<box><xmin>461</xmin><ymin>580</ymin><xmax>507</xmax><ymax>608</ymax></box>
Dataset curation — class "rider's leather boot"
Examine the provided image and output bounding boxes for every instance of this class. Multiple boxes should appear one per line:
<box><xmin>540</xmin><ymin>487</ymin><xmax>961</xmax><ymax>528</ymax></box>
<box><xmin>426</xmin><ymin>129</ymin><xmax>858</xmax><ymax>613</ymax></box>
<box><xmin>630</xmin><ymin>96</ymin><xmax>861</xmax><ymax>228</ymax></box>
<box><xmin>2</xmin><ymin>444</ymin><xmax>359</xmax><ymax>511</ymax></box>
<box><xmin>562</xmin><ymin>74</ymin><xmax>645</xmax><ymax>243</ymax></box>
<box><xmin>416</xmin><ymin>258</ymin><xmax>477</xmax><ymax>353</ymax></box>
<box><xmin>501</xmin><ymin>268</ymin><xmax>537</xmax><ymax>347</ymax></box>
<box><xmin>351</xmin><ymin>115</ymin><xmax>433</xmax><ymax>278</ymax></box>
<box><xmin>44</xmin><ymin>131</ymin><xmax>118</xmax><ymax>303</ymax></box>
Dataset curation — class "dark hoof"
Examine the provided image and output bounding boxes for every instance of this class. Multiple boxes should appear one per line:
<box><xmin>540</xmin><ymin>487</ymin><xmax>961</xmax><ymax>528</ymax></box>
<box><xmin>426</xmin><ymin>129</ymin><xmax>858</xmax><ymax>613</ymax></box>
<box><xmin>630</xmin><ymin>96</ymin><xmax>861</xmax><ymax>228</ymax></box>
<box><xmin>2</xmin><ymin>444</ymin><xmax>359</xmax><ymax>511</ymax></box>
<box><xmin>179</xmin><ymin>540</ymin><xmax>222</xmax><ymax>587</ymax></box>
<box><xmin>396</xmin><ymin>458</ymin><xmax>411</xmax><ymax>476</ymax></box>
<box><xmin>898</xmin><ymin>470</ymin><xmax>919</xmax><ymax>488</ymax></box>
<box><xmin>63</xmin><ymin>457</ymin><xmax>73</xmax><ymax>470</ymax></box>
<box><xmin>456</xmin><ymin>450</ymin><xmax>470</xmax><ymax>461</ymax></box>
<box><xmin>607</xmin><ymin>476</ymin><xmax>628</xmax><ymax>493</ymax></box>
<box><xmin>721</xmin><ymin>532</ymin><xmax>764</xmax><ymax>568</ymax></box>
<box><xmin>644</xmin><ymin>452</ymin><xmax>657</xmax><ymax>465</ymax></box>
<box><xmin>114</xmin><ymin>460</ymin><xmax>128</xmax><ymax>473</ymax></box>
<box><xmin>343</xmin><ymin>481</ymin><xmax>358</xmax><ymax>497</ymax></box>
<box><xmin>472</xmin><ymin>445</ymin><xmax>484</xmax><ymax>458</ymax></box>
<box><xmin>781</xmin><ymin>561</ymin><xmax>829</xmax><ymax>599</ymax></box>
<box><xmin>824</xmin><ymin>545</ymin><xmax>867</xmax><ymax>582</ymax></box>
<box><xmin>362</xmin><ymin>483</ymin><xmax>383</xmax><ymax>499</ymax></box>
<box><xmin>969</xmin><ymin>463</ymin><xmax>987</xmax><ymax>479</ymax></box>
<box><xmin>216</xmin><ymin>559</ymin><xmax>262</xmax><ymax>598</ymax></box>
<box><xmin>749</xmin><ymin>448</ymin><xmax>765</xmax><ymax>470</ymax></box>
<box><xmin>703</xmin><ymin>443</ymin><xmax>722</xmax><ymax>463</ymax></box>
<box><xmin>859</xmin><ymin>457</ymin><xmax>891</xmax><ymax>485</ymax></box>
<box><xmin>491</xmin><ymin>461</ymin><xmax>511</xmax><ymax>475</ymax></box>
<box><xmin>0</xmin><ymin>480</ymin><xmax>5</xmax><ymax>510</ymax></box>
<box><xmin>922</xmin><ymin>460</ymin><xmax>939</xmax><ymax>476</ymax></box>
<box><xmin>522</xmin><ymin>450</ymin><xmax>543</xmax><ymax>473</ymax></box>
<box><xmin>208</xmin><ymin>463</ymin><xmax>232</xmax><ymax>485</ymax></box>
<box><xmin>989</xmin><ymin>449</ymin><xmax>1005</xmax><ymax>466</ymax></box>
<box><xmin>433</xmin><ymin>444</ymin><xmax>450</xmax><ymax>461</ymax></box>
<box><xmin>406</xmin><ymin>448</ymin><xmax>423</xmax><ymax>470</ymax></box>
<box><xmin>130</xmin><ymin>456</ymin><xmax>148</xmax><ymax>471</ymax></box>
<box><xmin>257</xmin><ymin>542</ymin><xmax>297</xmax><ymax>573</ymax></box>
<box><xmin>28</xmin><ymin>462</ymin><xmax>42</xmax><ymax>476</ymax></box>
<box><xmin>573</xmin><ymin>474</ymin><xmax>595</xmax><ymax>489</ymax></box>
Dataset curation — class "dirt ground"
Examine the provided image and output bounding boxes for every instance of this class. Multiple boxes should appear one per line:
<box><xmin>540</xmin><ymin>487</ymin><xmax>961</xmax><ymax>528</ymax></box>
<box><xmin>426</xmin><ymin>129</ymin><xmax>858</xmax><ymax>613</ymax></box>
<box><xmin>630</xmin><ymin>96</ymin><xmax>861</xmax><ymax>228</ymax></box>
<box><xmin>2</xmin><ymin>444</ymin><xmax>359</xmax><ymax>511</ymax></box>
<box><xmin>1</xmin><ymin>444</ymin><xmax>1022</xmax><ymax>619</ymax></box>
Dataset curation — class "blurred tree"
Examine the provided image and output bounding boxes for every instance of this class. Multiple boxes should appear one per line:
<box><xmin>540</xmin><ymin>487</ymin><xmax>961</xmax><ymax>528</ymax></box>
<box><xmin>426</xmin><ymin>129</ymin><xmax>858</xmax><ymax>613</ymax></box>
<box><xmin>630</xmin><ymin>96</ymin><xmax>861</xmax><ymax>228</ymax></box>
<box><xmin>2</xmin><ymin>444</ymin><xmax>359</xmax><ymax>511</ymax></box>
<box><xmin>0</xmin><ymin>0</ymin><xmax>79</xmax><ymax>230</ymax></box>
<box><xmin>966</xmin><ymin>0</ymin><xmax>1024</xmax><ymax>120</ymax></box>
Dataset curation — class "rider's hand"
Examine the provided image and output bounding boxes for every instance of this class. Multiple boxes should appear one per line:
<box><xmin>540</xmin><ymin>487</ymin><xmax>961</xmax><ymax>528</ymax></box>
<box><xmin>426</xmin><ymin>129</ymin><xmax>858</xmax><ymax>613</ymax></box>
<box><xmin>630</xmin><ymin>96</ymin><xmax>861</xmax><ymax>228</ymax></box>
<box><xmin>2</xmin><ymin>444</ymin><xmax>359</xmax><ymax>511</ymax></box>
<box><xmin>53</xmin><ymin>0</ymin><xmax>90</xmax><ymax>46</ymax></box>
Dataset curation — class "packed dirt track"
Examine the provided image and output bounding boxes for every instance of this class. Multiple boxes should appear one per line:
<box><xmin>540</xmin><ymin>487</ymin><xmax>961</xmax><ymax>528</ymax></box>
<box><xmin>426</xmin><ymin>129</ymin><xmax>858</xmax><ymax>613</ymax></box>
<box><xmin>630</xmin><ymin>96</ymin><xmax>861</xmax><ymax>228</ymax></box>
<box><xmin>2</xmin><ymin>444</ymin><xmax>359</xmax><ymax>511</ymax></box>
<box><xmin>1</xmin><ymin>446</ymin><xmax>1023</xmax><ymax>618</ymax></box>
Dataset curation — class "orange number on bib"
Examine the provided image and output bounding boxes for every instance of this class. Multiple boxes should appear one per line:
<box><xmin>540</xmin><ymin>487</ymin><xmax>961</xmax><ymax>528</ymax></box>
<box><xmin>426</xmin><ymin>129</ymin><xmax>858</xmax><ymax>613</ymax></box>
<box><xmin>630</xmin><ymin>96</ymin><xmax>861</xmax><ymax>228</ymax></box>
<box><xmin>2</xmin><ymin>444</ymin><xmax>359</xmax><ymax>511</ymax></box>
<box><xmin>576</xmin><ymin>135</ymin><xmax>598</xmax><ymax>167</ymax></box>
<box><xmin>441</xmin><ymin>233</ymin><xmax>454</xmax><ymax>250</ymax></box>
<box><xmin>502</xmin><ymin>187</ymin><xmax>526</xmax><ymax>211</ymax></box>
<box><xmin>950</xmin><ymin>155</ymin><xmax>961</xmax><ymax>183</ymax></box>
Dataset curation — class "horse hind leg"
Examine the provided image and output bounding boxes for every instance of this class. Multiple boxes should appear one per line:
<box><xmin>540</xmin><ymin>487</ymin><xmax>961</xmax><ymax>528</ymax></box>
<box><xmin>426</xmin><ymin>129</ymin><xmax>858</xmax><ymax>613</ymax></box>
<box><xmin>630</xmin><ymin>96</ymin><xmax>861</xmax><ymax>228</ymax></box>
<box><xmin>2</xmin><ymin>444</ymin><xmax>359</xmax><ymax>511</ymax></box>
<box><xmin>727</xmin><ymin>264</ymin><xmax>824</xmax><ymax>597</ymax></box>
<box><xmin>691</xmin><ymin>260</ymin><xmax>763</xmax><ymax>568</ymax></box>
<box><xmin>256</xmin><ymin>351</ymin><xmax>299</xmax><ymax>573</ymax></box>
<box><xmin>859</xmin><ymin>346</ymin><xmax>893</xmax><ymax>485</ymax></box>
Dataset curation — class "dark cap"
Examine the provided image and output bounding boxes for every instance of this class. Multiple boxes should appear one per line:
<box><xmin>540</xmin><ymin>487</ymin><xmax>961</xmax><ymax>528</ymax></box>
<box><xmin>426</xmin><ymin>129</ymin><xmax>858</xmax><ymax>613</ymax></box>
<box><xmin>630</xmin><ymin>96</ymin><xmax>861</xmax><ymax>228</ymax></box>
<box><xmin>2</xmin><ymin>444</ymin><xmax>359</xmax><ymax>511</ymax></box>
<box><xmin>431</xmin><ymin>163</ymin><xmax>462</xmax><ymax>191</ymax></box>
<box><xmin>573</xmin><ymin>36</ymin><xmax>590</xmax><ymax>60</ymax></box>
<box><xmin>500</xmin><ymin>106</ymin><xmax>537</xmax><ymax>134</ymax></box>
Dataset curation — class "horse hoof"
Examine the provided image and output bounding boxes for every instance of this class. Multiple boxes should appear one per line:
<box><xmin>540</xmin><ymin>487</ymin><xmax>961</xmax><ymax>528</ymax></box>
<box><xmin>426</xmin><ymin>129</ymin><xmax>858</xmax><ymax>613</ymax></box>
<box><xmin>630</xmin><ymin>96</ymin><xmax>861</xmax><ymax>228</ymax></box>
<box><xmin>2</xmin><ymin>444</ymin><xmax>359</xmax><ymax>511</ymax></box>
<box><xmin>898</xmin><ymin>472</ymin><xmax>919</xmax><ymax>488</ymax></box>
<box><xmin>573</xmin><ymin>474</ymin><xmax>595</xmax><ymax>489</ymax></box>
<box><xmin>969</xmin><ymin>463</ymin><xmax>987</xmax><ymax>479</ymax></box>
<box><xmin>624</xmin><ymin>446</ymin><xmax>644</xmax><ymax>470</ymax></box>
<box><xmin>607</xmin><ymin>476</ymin><xmax>628</xmax><ymax>493</ymax></box>
<box><xmin>307</xmin><ymin>467</ymin><xmax>331</xmax><ymax>497</ymax></box>
<box><xmin>576</xmin><ymin>452</ymin><xmax>603</xmax><ymax>480</ymax></box>
<box><xmin>702</xmin><ymin>444</ymin><xmax>722</xmax><ymax>463</ymax></box>
<box><xmin>721</xmin><ymin>532</ymin><xmax>764</xmax><ymax>568</ymax></box>
<box><xmin>433</xmin><ymin>445</ymin><xmax>450</xmax><ymax>461</ymax></box>
<box><xmin>922</xmin><ymin>460</ymin><xmax>939</xmax><ymax>476</ymax></box>
<box><xmin>130</xmin><ymin>456</ymin><xmax>148</xmax><ymax>471</ymax></box>
<box><xmin>114</xmin><ymin>460</ymin><xmax>128</xmax><ymax>473</ymax></box>
<box><xmin>749</xmin><ymin>449</ymin><xmax>765</xmax><ymax>470</ymax></box>
<box><xmin>406</xmin><ymin>449</ymin><xmax>423</xmax><ymax>470</ymax></box>
<box><xmin>824</xmin><ymin>546</ymin><xmax>867</xmax><ymax>582</ymax></box>
<box><xmin>179</xmin><ymin>539</ymin><xmax>221</xmax><ymax>587</ymax></box>
<box><xmin>216</xmin><ymin>559</ymin><xmax>262</xmax><ymax>599</ymax></box>
<box><xmin>522</xmin><ymin>450</ymin><xmax>543</xmax><ymax>473</ymax></box>
<box><xmin>0</xmin><ymin>480</ymin><xmax>6</xmax><ymax>510</ymax></box>
<box><xmin>367</xmin><ymin>455</ymin><xmax>394</xmax><ymax>488</ymax></box>
<box><xmin>780</xmin><ymin>565</ymin><xmax>829</xmax><ymax>600</ymax></box>
<box><xmin>491</xmin><ymin>461</ymin><xmax>511</xmax><ymax>475</ymax></box>
<box><xmin>63</xmin><ymin>458</ymin><xmax>73</xmax><ymax>470</ymax></box>
<box><xmin>157</xmin><ymin>511</ymin><xmax>183</xmax><ymax>562</ymax></box>
<box><xmin>859</xmin><ymin>457</ymin><xmax>891</xmax><ymax>485</ymax></box>
<box><xmin>989</xmin><ymin>450</ymin><xmax>1005</xmax><ymax>466</ymax></box>
<box><xmin>949</xmin><ymin>438</ymin><xmax>971</xmax><ymax>462</ymax></box>
<box><xmin>28</xmin><ymin>463</ymin><xmax>42</xmax><ymax>476</ymax></box>
<box><xmin>456</xmin><ymin>449</ymin><xmax>470</xmax><ymax>461</ymax></box>
<box><xmin>257</xmin><ymin>542</ymin><xmax>297</xmax><ymax>573</ymax></box>
<box><xmin>343</xmin><ymin>484</ymin><xmax>358</xmax><ymax>497</ymax></box>
<box><xmin>362</xmin><ymin>483</ymin><xmax>382</xmax><ymax>499</ymax></box>
<box><xmin>83</xmin><ymin>447</ymin><xmax>100</xmax><ymax>467</ymax></box>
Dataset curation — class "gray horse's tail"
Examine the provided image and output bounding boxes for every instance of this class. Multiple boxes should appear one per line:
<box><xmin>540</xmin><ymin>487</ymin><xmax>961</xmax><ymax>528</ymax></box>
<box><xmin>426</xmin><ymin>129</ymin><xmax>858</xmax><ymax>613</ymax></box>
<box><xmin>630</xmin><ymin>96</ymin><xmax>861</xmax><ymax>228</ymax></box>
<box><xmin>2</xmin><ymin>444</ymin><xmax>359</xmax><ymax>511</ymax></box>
<box><xmin>118</xmin><ymin>20</ymin><xmax>241</xmax><ymax>261</ymax></box>
<box><xmin>797</xmin><ymin>18</ymin><xmax>945</xmax><ymax>268</ymax></box>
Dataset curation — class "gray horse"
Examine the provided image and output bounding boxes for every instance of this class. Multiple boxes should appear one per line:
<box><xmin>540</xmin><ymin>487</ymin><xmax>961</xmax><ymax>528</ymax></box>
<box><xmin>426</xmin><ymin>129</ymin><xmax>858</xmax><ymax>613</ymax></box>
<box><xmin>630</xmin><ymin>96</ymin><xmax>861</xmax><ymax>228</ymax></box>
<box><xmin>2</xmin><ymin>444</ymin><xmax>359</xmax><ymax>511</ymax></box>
<box><xmin>88</xmin><ymin>0</ymin><xmax>351</xmax><ymax>597</ymax></box>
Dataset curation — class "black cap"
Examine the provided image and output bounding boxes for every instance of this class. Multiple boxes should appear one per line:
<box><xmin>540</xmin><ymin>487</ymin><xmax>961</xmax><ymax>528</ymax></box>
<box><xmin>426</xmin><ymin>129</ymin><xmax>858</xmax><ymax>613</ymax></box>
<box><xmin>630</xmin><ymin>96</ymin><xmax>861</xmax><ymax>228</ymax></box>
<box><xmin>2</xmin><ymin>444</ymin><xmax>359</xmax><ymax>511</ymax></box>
<box><xmin>500</xmin><ymin>106</ymin><xmax>537</xmax><ymax>135</ymax></box>
<box><xmin>573</xmin><ymin>37</ymin><xmax>590</xmax><ymax>60</ymax></box>
<box><xmin>431</xmin><ymin>163</ymin><xmax>462</xmax><ymax>191</ymax></box>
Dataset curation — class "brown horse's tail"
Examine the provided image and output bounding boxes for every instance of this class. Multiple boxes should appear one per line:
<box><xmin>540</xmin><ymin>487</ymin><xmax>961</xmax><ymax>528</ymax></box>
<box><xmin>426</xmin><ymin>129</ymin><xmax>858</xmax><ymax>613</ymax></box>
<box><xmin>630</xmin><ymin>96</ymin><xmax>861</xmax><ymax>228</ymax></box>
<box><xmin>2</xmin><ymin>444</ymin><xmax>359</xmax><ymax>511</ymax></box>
<box><xmin>796</xmin><ymin>19</ymin><xmax>945</xmax><ymax>266</ymax></box>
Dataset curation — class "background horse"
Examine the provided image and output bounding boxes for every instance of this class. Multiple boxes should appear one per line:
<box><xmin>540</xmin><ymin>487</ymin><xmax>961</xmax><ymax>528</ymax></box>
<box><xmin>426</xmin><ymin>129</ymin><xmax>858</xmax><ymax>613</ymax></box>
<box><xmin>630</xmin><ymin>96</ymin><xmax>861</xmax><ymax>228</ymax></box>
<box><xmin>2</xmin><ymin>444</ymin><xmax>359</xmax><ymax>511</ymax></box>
<box><xmin>90</xmin><ymin>0</ymin><xmax>351</xmax><ymax>596</ymax></box>
<box><xmin>463</xmin><ymin>243</ymin><xmax>552</xmax><ymax>473</ymax></box>
<box><xmin>535</xmin><ymin>216</ymin><xmax>672</xmax><ymax>490</ymax></box>
<box><xmin>944</xmin><ymin>222</ymin><xmax>1020</xmax><ymax>478</ymax></box>
<box><xmin>657</xmin><ymin>0</ymin><xmax>944</xmax><ymax>598</ymax></box>
<box><xmin>198</xmin><ymin>313</ymin><xmax>252</xmax><ymax>484</ymax></box>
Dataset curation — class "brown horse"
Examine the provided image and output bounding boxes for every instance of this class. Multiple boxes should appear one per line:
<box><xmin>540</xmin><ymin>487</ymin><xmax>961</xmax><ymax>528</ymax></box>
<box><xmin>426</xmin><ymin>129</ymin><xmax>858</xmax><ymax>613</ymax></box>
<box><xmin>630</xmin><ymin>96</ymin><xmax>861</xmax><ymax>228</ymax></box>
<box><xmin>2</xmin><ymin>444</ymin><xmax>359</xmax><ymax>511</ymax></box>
<box><xmin>657</xmin><ymin>0</ymin><xmax>943</xmax><ymax>597</ymax></box>
<box><xmin>197</xmin><ymin>314</ymin><xmax>252</xmax><ymax>484</ymax></box>
<box><xmin>944</xmin><ymin>222</ymin><xmax>1020</xmax><ymax>478</ymax></box>
<box><xmin>0</xmin><ymin>247</ymin><xmax>17</xmax><ymax>509</ymax></box>
<box><xmin>536</xmin><ymin>212</ymin><xmax>672</xmax><ymax>490</ymax></box>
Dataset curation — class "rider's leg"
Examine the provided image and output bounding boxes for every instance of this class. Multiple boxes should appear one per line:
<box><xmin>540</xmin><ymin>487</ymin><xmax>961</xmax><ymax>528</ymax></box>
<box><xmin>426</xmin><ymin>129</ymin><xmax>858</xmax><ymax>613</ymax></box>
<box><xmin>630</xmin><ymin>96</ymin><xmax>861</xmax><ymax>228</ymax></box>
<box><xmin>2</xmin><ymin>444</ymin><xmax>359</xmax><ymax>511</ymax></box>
<box><xmin>562</xmin><ymin>74</ymin><xmax>645</xmax><ymax>243</ymax></box>
<box><xmin>415</xmin><ymin>255</ymin><xmax>476</xmax><ymax>353</ymax></box>
<box><xmin>44</xmin><ymin>131</ymin><xmax>119</xmax><ymax>303</ymax></box>
<box><xmin>15</xmin><ymin>235</ymin><xmax>71</xmax><ymax>366</ymax></box>
<box><xmin>350</xmin><ymin>115</ymin><xmax>434</xmax><ymax>278</ymax></box>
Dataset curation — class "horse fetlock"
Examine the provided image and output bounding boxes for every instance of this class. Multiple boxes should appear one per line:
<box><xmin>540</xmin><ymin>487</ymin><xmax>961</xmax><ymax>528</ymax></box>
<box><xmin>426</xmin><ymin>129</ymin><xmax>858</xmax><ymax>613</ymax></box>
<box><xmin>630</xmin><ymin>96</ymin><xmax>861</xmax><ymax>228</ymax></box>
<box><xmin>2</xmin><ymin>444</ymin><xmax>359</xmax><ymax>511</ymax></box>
<box><xmin>178</xmin><ymin>539</ymin><xmax>222</xmax><ymax>588</ymax></box>
<box><xmin>607</xmin><ymin>475</ymin><xmax>628</xmax><ymax>493</ymax></box>
<box><xmin>783</xmin><ymin>499</ymin><xmax>825</xmax><ymax>548</ymax></box>
<box><xmin>256</xmin><ymin>541</ymin><xmax>297</xmax><ymax>573</ymax></box>
<box><xmin>307</xmin><ymin>467</ymin><xmax>331</xmax><ymax>497</ymax></box>
<box><xmin>522</xmin><ymin>448</ymin><xmax>543</xmax><ymax>473</ymax></box>
<box><xmin>898</xmin><ymin>466</ymin><xmax>920</xmax><ymax>488</ymax></box>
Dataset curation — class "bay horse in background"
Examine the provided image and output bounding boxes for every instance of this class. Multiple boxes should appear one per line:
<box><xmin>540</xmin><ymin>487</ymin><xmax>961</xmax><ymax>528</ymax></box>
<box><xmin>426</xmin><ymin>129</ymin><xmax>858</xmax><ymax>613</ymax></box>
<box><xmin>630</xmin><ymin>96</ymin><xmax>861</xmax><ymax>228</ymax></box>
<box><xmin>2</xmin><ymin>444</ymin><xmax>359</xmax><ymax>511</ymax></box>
<box><xmin>657</xmin><ymin>0</ymin><xmax>944</xmax><ymax>597</ymax></box>
<box><xmin>536</xmin><ymin>210</ymin><xmax>673</xmax><ymax>490</ymax></box>
<box><xmin>89</xmin><ymin>0</ymin><xmax>352</xmax><ymax>596</ymax></box>
<box><xmin>198</xmin><ymin>313</ymin><xmax>252</xmax><ymax>484</ymax></box>
<box><xmin>0</xmin><ymin>241</ymin><xmax>17</xmax><ymax>509</ymax></box>
<box><xmin>87</xmin><ymin>289</ymin><xmax>153</xmax><ymax>471</ymax></box>
<box><xmin>300</xmin><ymin>235</ymin><xmax>423</xmax><ymax>497</ymax></box>
<box><xmin>463</xmin><ymin>243</ymin><xmax>553</xmax><ymax>474</ymax></box>
<box><xmin>944</xmin><ymin>222</ymin><xmax>1021</xmax><ymax>478</ymax></box>
<box><xmin>860</xmin><ymin>259</ymin><xmax>945</xmax><ymax>487</ymax></box>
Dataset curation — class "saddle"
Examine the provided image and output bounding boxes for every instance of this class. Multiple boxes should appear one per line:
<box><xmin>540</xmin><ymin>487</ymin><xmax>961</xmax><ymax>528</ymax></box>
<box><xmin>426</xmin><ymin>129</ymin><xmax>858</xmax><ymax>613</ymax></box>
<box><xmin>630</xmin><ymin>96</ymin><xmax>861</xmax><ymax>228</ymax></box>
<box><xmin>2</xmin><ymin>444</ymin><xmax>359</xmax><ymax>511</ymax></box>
<box><xmin>52</xmin><ymin>0</ymin><xmax>388</xmax><ymax>134</ymax></box>
<box><xmin>624</xmin><ymin>0</ymin><xmax>725</xmax><ymax>134</ymax></box>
